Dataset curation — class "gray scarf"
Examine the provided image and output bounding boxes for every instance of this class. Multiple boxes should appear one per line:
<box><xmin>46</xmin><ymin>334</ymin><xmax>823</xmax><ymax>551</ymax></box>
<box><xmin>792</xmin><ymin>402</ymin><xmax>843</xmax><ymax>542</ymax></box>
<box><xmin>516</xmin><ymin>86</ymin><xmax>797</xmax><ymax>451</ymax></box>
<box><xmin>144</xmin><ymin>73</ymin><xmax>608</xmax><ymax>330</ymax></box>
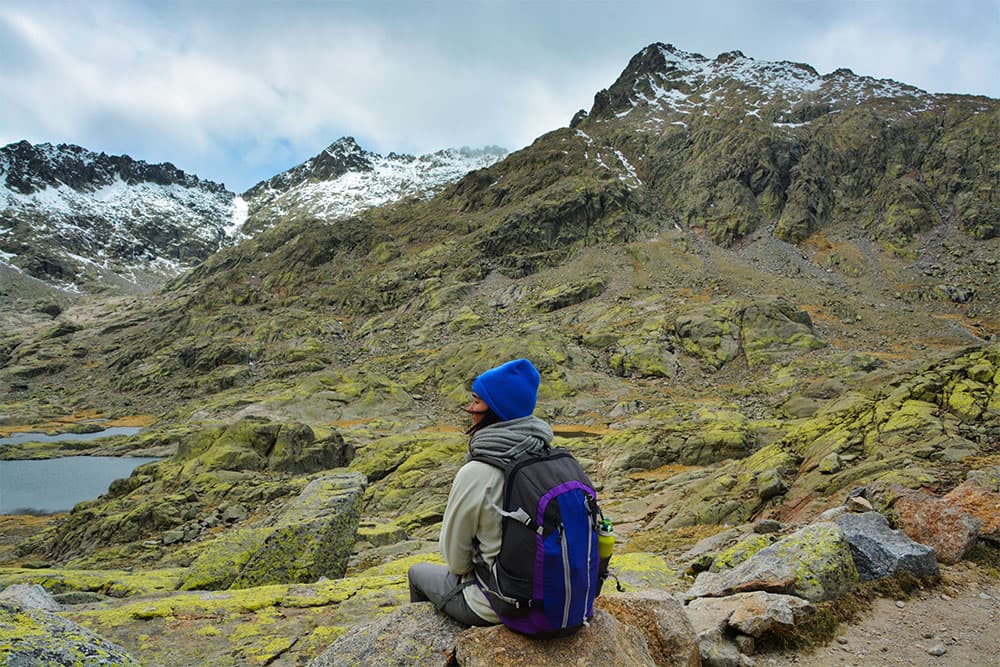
<box><xmin>467</xmin><ymin>415</ymin><xmax>554</xmax><ymax>462</ymax></box>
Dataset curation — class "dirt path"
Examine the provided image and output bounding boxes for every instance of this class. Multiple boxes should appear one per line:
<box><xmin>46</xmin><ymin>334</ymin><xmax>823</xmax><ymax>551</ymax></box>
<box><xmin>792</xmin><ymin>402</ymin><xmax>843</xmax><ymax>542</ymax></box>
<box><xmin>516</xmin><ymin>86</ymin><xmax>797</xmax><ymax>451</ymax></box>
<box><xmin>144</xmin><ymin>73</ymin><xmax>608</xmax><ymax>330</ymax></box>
<box><xmin>765</xmin><ymin>565</ymin><xmax>1000</xmax><ymax>666</ymax></box>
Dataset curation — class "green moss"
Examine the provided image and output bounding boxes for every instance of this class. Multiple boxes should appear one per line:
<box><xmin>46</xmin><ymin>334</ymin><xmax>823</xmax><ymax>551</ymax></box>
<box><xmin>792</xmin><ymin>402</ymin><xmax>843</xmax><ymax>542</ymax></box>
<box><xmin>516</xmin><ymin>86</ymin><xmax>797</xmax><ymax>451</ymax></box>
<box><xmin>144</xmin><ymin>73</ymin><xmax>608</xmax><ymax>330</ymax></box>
<box><xmin>710</xmin><ymin>534</ymin><xmax>777</xmax><ymax>572</ymax></box>
<box><xmin>881</xmin><ymin>399</ymin><xmax>938</xmax><ymax>433</ymax></box>
<box><xmin>606</xmin><ymin>551</ymin><xmax>683</xmax><ymax>593</ymax></box>
<box><xmin>0</xmin><ymin>567</ymin><xmax>184</xmax><ymax>597</ymax></box>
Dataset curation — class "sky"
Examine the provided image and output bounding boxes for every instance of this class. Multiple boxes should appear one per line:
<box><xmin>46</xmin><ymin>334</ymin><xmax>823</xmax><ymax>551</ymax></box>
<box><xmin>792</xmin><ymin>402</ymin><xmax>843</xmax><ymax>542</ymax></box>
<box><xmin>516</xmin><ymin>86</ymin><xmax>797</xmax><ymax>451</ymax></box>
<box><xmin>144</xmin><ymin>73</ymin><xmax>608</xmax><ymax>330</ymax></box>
<box><xmin>1</xmin><ymin>1</ymin><xmax>998</xmax><ymax>193</ymax></box>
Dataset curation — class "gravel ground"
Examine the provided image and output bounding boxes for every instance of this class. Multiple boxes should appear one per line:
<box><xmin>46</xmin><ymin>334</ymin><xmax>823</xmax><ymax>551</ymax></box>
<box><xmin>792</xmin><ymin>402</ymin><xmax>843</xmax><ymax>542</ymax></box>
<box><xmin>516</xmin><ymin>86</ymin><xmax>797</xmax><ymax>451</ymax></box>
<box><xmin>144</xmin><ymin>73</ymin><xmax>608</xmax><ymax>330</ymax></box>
<box><xmin>764</xmin><ymin>565</ymin><xmax>1000</xmax><ymax>666</ymax></box>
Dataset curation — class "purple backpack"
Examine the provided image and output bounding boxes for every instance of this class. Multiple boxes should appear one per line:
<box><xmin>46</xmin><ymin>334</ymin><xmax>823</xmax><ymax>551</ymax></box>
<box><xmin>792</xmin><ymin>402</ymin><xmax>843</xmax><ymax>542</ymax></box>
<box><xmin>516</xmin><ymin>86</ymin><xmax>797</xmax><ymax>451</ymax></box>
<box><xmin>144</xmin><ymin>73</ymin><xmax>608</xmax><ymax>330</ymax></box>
<box><xmin>471</xmin><ymin>447</ymin><xmax>601</xmax><ymax>637</ymax></box>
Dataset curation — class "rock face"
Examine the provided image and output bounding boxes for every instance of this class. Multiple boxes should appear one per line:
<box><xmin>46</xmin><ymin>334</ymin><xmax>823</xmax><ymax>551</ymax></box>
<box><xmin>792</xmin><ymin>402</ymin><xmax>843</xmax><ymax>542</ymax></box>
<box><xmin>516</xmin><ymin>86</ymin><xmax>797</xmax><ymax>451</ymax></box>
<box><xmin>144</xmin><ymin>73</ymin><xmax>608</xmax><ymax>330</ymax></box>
<box><xmin>308</xmin><ymin>601</ymin><xmax>465</xmax><ymax>667</ymax></box>
<box><xmin>0</xmin><ymin>601</ymin><xmax>140</xmax><ymax>666</ymax></box>
<box><xmin>834</xmin><ymin>511</ymin><xmax>939</xmax><ymax>580</ymax></box>
<box><xmin>686</xmin><ymin>523</ymin><xmax>859</xmax><ymax>602</ymax></box>
<box><xmin>181</xmin><ymin>472</ymin><xmax>366</xmax><ymax>590</ymax></box>
<box><xmin>455</xmin><ymin>609</ymin><xmax>657</xmax><ymax>667</ymax></box>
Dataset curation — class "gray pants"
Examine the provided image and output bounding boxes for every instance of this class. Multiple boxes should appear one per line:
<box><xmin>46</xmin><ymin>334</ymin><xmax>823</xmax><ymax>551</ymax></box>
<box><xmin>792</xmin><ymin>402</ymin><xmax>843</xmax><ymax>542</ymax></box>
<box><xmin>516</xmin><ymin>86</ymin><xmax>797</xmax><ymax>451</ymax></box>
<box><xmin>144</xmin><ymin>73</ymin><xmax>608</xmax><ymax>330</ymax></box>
<box><xmin>407</xmin><ymin>562</ymin><xmax>493</xmax><ymax>627</ymax></box>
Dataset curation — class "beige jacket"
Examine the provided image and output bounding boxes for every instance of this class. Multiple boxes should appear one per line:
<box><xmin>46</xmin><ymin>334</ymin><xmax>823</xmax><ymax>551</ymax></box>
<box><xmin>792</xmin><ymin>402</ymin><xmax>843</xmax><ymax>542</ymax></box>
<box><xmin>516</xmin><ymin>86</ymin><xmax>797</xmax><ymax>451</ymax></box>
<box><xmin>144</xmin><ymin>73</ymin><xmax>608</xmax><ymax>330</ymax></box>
<box><xmin>439</xmin><ymin>460</ymin><xmax>503</xmax><ymax>623</ymax></box>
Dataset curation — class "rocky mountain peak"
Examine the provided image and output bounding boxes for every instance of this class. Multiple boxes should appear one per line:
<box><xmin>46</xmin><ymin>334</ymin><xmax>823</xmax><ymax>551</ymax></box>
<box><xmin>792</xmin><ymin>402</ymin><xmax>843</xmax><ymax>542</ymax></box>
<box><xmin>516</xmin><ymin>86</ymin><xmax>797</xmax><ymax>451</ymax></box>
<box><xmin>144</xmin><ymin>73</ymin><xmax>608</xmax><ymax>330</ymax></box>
<box><xmin>0</xmin><ymin>140</ymin><xmax>238</xmax><ymax>296</ymax></box>
<box><xmin>0</xmin><ymin>140</ymin><xmax>225</xmax><ymax>196</ymax></box>
<box><xmin>237</xmin><ymin>138</ymin><xmax>507</xmax><ymax>236</ymax></box>
<box><xmin>588</xmin><ymin>42</ymin><xmax>926</xmax><ymax>123</ymax></box>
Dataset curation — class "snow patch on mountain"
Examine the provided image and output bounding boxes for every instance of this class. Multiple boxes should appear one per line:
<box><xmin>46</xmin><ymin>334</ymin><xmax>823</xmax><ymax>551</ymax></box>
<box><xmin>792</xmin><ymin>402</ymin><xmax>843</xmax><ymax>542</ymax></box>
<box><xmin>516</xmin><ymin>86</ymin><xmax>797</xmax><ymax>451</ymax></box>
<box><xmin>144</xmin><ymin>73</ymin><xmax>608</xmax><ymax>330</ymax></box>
<box><xmin>612</xmin><ymin>43</ymin><xmax>929</xmax><ymax>125</ymax></box>
<box><xmin>240</xmin><ymin>139</ymin><xmax>507</xmax><ymax>236</ymax></box>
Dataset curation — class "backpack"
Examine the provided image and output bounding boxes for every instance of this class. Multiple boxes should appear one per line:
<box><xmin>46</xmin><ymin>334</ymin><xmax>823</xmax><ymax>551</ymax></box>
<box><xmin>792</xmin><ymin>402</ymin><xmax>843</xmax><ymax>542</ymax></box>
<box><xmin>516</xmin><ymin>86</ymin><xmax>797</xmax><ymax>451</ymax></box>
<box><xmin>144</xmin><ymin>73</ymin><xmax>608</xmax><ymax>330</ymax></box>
<box><xmin>471</xmin><ymin>446</ymin><xmax>601</xmax><ymax>637</ymax></box>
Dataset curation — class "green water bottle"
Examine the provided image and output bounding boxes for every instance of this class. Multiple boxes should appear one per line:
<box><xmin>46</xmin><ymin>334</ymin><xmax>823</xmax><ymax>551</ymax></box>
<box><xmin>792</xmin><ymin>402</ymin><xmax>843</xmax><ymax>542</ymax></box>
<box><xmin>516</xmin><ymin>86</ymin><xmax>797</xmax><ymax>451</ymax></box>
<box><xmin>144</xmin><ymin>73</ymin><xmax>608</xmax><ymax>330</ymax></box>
<box><xmin>598</xmin><ymin>518</ymin><xmax>615</xmax><ymax>560</ymax></box>
<box><xmin>597</xmin><ymin>518</ymin><xmax>615</xmax><ymax>595</ymax></box>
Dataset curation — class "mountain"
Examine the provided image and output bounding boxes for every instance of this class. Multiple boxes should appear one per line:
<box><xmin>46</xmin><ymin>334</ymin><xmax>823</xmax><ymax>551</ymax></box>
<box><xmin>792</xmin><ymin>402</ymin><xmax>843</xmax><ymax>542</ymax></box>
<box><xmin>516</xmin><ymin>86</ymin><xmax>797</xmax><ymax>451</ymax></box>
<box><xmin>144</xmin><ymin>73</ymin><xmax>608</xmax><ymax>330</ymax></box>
<box><xmin>0</xmin><ymin>138</ymin><xmax>508</xmax><ymax>300</ymax></box>
<box><xmin>0</xmin><ymin>141</ymin><xmax>238</xmax><ymax>296</ymax></box>
<box><xmin>236</xmin><ymin>137</ymin><xmax>508</xmax><ymax>237</ymax></box>
<box><xmin>1</xmin><ymin>43</ymin><xmax>998</xmax><ymax>667</ymax></box>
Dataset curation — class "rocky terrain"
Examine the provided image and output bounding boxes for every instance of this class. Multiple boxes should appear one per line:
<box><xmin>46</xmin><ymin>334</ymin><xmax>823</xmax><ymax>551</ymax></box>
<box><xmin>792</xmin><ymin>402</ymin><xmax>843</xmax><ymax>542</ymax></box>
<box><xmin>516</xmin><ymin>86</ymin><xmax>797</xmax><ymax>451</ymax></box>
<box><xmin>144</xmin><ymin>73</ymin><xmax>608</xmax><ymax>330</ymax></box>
<box><xmin>1</xmin><ymin>43</ymin><xmax>998</xmax><ymax>665</ymax></box>
<box><xmin>0</xmin><ymin>138</ymin><xmax>506</xmax><ymax>302</ymax></box>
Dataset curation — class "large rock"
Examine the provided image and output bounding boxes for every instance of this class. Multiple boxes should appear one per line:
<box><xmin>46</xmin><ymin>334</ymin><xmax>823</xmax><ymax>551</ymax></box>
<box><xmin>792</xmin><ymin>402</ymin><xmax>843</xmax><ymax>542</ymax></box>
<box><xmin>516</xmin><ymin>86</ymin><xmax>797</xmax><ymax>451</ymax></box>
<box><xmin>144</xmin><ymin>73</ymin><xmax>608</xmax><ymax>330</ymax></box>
<box><xmin>685</xmin><ymin>522</ymin><xmax>858</xmax><ymax>602</ymax></box>
<box><xmin>309</xmin><ymin>602</ymin><xmax>464</xmax><ymax>666</ymax></box>
<box><xmin>0</xmin><ymin>601</ymin><xmax>140</xmax><ymax>666</ymax></box>
<box><xmin>739</xmin><ymin>297</ymin><xmax>824</xmax><ymax>368</ymax></box>
<box><xmin>894</xmin><ymin>488</ymin><xmax>981</xmax><ymax>564</ymax></box>
<box><xmin>686</xmin><ymin>591</ymin><xmax>816</xmax><ymax>639</ymax></box>
<box><xmin>942</xmin><ymin>479</ymin><xmax>1000</xmax><ymax>544</ymax></box>
<box><xmin>180</xmin><ymin>417</ymin><xmax>352</xmax><ymax>474</ymax></box>
<box><xmin>0</xmin><ymin>583</ymin><xmax>61</xmax><ymax>611</ymax></box>
<box><xmin>596</xmin><ymin>591</ymin><xmax>700</xmax><ymax>666</ymax></box>
<box><xmin>180</xmin><ymin>472</ymin><xmax>366</xmax><ymax>590</ymax></box>
<box><xmin>834</xmin><ymin>511</ymin><xmax>939</xmax><ymax>580</ymax></box>
<box><xmin>454</xmin><ymin>608</ymin><xmax>656</xmax><ymax>666</ymax></box>
<box><xmin>233</xmin><ymin>473</ymin><xmax>367</xmax><ymax>587</ymax></box>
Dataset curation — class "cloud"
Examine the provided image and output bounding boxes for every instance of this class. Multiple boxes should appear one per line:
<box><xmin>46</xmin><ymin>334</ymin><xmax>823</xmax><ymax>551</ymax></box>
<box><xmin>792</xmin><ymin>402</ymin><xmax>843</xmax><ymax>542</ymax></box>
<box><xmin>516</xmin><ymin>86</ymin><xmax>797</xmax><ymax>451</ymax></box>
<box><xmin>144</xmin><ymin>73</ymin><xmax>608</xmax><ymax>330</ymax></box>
<box><xmin>1</xmin><ymin>1</ymin><xmax>997</xmax><ymax>192</ymax></box>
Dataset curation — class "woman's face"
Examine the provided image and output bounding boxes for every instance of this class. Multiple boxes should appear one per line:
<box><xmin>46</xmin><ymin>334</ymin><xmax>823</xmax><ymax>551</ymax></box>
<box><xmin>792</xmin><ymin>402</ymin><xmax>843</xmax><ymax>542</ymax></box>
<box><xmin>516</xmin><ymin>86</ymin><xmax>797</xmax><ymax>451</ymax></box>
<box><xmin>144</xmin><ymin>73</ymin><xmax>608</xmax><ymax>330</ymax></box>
<box><xmin>466</xmin><ymin>393</ymin><xmax>490</xmax><ymax>428</ymax></box>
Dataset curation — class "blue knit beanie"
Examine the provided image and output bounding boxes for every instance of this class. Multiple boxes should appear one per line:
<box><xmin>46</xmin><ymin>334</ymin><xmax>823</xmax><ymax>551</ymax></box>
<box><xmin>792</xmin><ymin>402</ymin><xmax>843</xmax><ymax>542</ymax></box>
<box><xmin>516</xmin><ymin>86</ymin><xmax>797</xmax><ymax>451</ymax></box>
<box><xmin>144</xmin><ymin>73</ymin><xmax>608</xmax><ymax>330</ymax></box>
<box><xmin>471</xmin><ymin>358</ymin><xmax>540</xmax><ymax>421</ymax></box>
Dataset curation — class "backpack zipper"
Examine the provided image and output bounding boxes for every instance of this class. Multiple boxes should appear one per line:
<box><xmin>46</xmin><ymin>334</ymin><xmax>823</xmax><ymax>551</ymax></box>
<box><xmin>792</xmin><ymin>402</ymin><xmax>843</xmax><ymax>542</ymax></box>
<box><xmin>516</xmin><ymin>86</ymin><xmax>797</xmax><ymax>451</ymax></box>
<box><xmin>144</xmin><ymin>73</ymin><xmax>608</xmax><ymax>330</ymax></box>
<box><xmin>560</xmin><ymin>523</ymin><xmax>571</xmax><ymax>628</ymax></box>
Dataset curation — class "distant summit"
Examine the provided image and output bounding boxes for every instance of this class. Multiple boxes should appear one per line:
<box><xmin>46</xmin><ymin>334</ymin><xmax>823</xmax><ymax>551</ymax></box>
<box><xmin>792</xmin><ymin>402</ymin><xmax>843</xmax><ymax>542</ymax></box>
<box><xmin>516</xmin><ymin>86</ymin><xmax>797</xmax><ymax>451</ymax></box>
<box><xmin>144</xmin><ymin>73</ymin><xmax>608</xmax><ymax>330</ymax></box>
<box><xmin>237</xmin><ymin>138</ymin><xmax>508</xmax><ymax>236</ymax></box>
<box><xmin>582</xmin><ymin>42</ymin><xmax>930</xmax><ymax>125</ymax></box>
<box><xmin>0</xmin><ymin>138</ymin><xmax>508</xmax><ymax>297</ymax></box>
<box><xmin>0</xmin><ymin>141</ymin><xmax>237</xmax><ymax>296</ymax></box>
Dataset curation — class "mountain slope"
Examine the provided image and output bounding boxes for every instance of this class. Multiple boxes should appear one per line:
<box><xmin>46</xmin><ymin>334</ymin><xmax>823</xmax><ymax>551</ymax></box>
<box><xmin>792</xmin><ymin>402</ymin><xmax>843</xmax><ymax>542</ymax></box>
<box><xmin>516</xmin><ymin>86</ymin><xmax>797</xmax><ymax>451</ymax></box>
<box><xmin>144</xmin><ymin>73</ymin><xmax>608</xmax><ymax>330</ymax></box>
<box><xmin>237</xmin><ymin>137</ymin><xmax>507</xmax><ymax>236</ymax></box>
<box><xmin>0</xmin><ymin>138</ymin><xmax>508</xmax><ymax>300</ymax></box>
<box><xmin>3</xmin><ymin>43</ymin><xmax>997</xmax><ymax>417</ymax></box>
<box><xmin>1</xmin><ymin>41</ymin><xmax>998</xmax><ymax>667</ymax></box>
<box><xmin>0</xmin><ymin>141</ymin><xmax>238</xmax><ymax>295</ymax></box>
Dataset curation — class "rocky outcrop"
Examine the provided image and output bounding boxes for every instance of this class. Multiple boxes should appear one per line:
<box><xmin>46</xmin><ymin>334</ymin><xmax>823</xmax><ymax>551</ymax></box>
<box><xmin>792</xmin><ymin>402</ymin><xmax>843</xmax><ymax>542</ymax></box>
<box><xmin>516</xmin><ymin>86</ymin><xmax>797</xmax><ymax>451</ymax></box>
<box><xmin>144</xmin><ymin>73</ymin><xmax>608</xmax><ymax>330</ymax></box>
<box><xmin>180</xmin><ymin>472</ymin><xmax>366</xmax><ymax>590</ymax></box>
<box><xmin>685</xmin><ymin>523</ymin><xmax>858</xmax><ymax>602</ymax></box>
<box><xmin>0</xmin><ymin>601</ymin><xmax>140</xmax><ymax>666</ymax></box>
<box><xmin>834</xmin><ymin>511</ymin><xmax>939</xmax><ymax>580</ymax></box>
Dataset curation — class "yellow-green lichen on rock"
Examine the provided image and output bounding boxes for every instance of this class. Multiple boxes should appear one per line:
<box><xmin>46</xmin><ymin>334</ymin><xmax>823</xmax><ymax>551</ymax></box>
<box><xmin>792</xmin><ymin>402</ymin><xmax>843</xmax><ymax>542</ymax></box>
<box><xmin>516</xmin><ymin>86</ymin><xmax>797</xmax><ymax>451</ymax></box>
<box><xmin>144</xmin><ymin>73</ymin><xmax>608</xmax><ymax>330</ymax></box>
<box><xmin>1</xmin><ymin>602</ymin><xmax>141</xmax><ymax>666</ymax></box>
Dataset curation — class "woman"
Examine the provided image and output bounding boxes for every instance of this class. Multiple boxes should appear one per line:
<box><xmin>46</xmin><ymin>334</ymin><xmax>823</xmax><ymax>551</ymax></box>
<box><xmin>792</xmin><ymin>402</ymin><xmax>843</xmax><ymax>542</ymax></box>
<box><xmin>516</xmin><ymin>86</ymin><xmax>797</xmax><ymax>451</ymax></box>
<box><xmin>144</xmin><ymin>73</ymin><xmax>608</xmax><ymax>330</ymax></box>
<box><xmin>407</xmin><ymin>358</ymin><xmax>553</xmax><ymax>626</ymax></box>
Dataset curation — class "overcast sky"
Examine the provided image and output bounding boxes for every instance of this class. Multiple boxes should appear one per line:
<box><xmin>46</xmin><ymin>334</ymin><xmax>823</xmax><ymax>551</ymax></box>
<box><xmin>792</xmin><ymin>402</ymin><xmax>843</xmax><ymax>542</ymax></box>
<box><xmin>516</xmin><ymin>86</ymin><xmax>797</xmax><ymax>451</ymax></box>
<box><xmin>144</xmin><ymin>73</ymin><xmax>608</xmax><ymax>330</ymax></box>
<box><xmin>2</xmin><ymin>1</ymin><xmax>998</xmax><ymax>193</ymax></box>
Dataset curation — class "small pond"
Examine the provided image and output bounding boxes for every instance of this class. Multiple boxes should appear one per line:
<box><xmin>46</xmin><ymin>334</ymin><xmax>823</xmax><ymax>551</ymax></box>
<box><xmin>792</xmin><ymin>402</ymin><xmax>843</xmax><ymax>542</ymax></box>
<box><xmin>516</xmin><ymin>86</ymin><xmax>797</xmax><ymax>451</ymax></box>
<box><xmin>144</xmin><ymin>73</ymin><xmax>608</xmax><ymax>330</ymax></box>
<box><xmin>0</xmin><ymin>426</ymin><xmax>155</xmax><ymax>514</ymax></box>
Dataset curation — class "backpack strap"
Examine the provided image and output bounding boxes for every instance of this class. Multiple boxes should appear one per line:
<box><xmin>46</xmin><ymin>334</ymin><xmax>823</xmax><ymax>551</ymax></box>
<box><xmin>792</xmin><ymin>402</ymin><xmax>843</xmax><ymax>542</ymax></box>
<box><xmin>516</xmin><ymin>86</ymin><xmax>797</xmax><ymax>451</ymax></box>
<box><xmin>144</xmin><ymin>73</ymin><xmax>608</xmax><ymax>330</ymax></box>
<box><xmin>435</xmin><ymin>578</ymin><xmax>476</xmax><ymax>613</ymax></box>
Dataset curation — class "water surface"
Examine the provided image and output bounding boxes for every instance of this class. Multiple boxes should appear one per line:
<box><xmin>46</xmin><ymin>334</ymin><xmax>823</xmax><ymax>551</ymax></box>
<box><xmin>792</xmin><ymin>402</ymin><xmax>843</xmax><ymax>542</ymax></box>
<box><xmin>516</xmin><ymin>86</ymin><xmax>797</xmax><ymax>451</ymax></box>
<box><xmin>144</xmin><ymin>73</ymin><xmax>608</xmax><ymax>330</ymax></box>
<box><xmin>0</xmin><ymin>426</ymin><xmax>143</xmax><ymax>446</ymax></box>
<box><xmin>0</xmin><ymin>456</ymin><xmax>160</xmax><ymax>514</ymax></box>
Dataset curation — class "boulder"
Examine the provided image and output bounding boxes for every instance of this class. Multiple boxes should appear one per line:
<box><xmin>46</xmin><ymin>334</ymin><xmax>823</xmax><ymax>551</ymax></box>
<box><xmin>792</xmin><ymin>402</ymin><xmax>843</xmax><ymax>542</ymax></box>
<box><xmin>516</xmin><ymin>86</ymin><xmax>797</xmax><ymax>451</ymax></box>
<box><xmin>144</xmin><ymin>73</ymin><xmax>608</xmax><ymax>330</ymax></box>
<box><xmin>233</xmin><ymin>473</ymin><xmax>367</xmax><ymax>587</ymax></box>
<box><xmin>697</xmin><ymin>627</ymin><xmax>742</xmax><ymax>667</ymax></box>
<box><xmin>0</xmin><ymin>582</ymin><xmax>61</xmax><ymax>611</ymax></box>
<box><xmin>740</xmin><ymin>297</ymin><xmax>824</xmax><ymax>368</ymax></box>
<box><xmin>686</xmin><ymin>522</ymin><xmax>858</xmax><ymax>602</ymax></box>
<box><xmin>596</xmin><ymin>591</ymin><xmax>700</xmax><ymax>666</ymax></box>
<box><xmin>180</xmin><ymin>472</ymin><xmax>366</xmax><ymax>590</ymax></box>
<box><xmin>0</xmin><ymin>601</ymin><xmax>140</xmax><ymax>666</ymax></box>
<box><xmin>894</xmin><ymin>488</ymin><xmax>981</xmax><ymax>564</ymax></box>
<box><xmin>308</xmin><ymin>602</ymin><xmax>465</xmax><ymax>667</ymax></box>
<box><xmin>454</xmin><ymin>608</ymin><xmax>656</xmax><ymax>666</ymax></box>
<box><xmin>686</xmin><ymin>591</ymin><xmax>815</xmax><ymax>638</ymax></box>
<box><xmin>833</xmin><ymin>511</ymin><xmax>939</xmax><ymax>580</ymax></box>
<box><xmin>942</xmin><ymin>479</ymin><xmax>1000</xmax><ymax>544</ymax></box>
<box><xmin>180</xmin><ymin>417</ymin><xmax>351</xmax><ymax>475</ymax></box>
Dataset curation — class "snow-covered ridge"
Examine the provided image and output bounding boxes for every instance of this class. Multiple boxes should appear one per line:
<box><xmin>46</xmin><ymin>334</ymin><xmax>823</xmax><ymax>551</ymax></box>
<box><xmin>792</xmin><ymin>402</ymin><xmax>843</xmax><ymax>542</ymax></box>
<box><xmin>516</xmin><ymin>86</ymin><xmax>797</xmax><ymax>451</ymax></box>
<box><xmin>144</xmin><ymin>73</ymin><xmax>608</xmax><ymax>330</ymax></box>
<box><xmin>1</xmin><ymin>140</ymin><xmax>238</xmax><ymax>294</ymax></box>
<box><xmin>241</xmin><ymin>137</ymin><xmax>507</xmax><ymax>235</ymax></box>
<box><xmin>1</xmin><ymin>138</ymin><xmax>508</xmax><ymax>294</ymax></box>
<box><xmin>611</xmin><ymin>43</ymin><xmax>928</xmax><ymax>122</ymax></box>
